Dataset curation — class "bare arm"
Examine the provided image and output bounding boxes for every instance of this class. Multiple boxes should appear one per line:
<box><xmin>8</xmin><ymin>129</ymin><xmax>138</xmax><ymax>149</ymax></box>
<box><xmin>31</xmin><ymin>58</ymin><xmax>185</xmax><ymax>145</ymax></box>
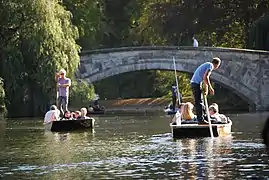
<box><xmin>203</xmin><ymin>70</ymin><xmax>213</xmax><ymax>91</ymax></box>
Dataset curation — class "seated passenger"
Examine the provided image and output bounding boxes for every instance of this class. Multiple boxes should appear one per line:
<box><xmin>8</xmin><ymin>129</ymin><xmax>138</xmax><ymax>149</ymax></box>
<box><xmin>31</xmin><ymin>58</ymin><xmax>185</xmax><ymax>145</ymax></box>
<box><xmin>181</xmin><ymin>102</ymin><xmax>197</xmax><ymax>121</ymax></box>
<box><xmin>208</xmin><ymin>103</ymin><xmax>228</xmax><ymax>123</ymax></box>
<box><xmin>44</xmin><ymin>105</ymin><xmax>60</xmax><ymax>124</ymax></box>
<box><xmin>80</xmin><ymin>108</ymin><xmax>91</xmax><ymax>119</ymax></box>
<box><xmin>63</xmin><ymin>111</ymin><xmax>72</xmax><ymax>120</ymax></box>
<box><xmin>74</xmin><ymin>111</ymin><xmax>81</xmax><ymax>119</ymax></box>
<box><xmin>171</xmin><ymin>103</ymin><xmax>186</xmax><ymax>124</ymax></box>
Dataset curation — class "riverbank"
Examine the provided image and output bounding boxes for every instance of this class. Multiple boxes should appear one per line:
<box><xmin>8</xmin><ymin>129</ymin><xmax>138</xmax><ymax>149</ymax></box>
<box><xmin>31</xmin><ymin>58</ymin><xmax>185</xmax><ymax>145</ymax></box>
<box><xmin>97</xmin><ymin>97</ymin><xmax>249</xmax><ymax>113</ymax></box>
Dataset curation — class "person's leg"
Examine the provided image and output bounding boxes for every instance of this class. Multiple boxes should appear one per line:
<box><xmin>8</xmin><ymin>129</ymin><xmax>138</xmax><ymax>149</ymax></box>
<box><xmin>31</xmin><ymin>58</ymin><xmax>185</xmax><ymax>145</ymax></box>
<box><xmin>62</xmin><ymin>96</ymin><xmax>68</xmax><ymax>113</ymax></box>
<box><xmin>191</xmin><ymin>83</ymin><xmax>203</xmax><ymax>122</ymax></box>
<box><xmin>58</xmin><ymin>97</ymin><xmax>64</xmax><ymax>116</ymax></box>
<box><xmin>172</xmin><ymin>96</ymin><xmax>176</xmax><ymax>111</ymax></box>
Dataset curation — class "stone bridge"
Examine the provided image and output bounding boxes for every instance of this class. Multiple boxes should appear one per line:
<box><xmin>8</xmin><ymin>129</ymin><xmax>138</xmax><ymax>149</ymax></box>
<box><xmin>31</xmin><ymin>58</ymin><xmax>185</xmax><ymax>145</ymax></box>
<box><xmin>78</xmin><ymin>46</ymin><xmax>269</xmax><ymax>111</ymax></box>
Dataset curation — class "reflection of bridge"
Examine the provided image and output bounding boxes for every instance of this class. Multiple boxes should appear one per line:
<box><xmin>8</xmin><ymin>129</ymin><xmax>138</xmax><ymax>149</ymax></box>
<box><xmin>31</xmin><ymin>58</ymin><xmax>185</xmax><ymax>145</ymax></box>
<box><xmin>78</xmin><ymin>46</ymin><xmax>269</xmax><ymax>111</ymax></box>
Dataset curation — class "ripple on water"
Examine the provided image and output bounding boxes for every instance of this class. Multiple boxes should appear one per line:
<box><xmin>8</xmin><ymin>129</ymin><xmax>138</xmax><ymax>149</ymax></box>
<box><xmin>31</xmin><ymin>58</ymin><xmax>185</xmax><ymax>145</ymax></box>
<box><xmin>1</xmin><ymin>115</ymin><xmax>269</xmax><ymax>179</ymax></box>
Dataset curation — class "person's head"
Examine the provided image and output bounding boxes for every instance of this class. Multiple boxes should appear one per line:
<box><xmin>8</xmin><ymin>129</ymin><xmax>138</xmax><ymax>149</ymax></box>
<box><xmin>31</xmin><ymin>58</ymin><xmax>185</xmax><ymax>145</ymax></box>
<box><xmin>192</xmin><ymin>37</ymin><xmax>195</xmax><ymax>40</ymax></box>
<box><xmin>74</xmin><ymin>110</ymin><xmax>81</xmax><ymax>118</ymax></box>
<box><xmin>182</xmin><ymin>102</ymin><xmax>195</xmax><ymax>120</ymax></box>
<box><xmin>209</xmin><ymin>103</ymin><xmax>219</xmax><ymax>116</ymax></box>
<box><xmin>50</xmin><ymin>105</ymin><xmax>57</xmax><ymax>111</ymax></box>
<box><xmin>80</xmin><ymin>108</ymin><xmax>87</xmax><ymax>117</ymax></box>
<box><xmin>59</xmin><ymin>69</ymin><xmax>66</xmax><ymax>78</ymax></box>
<box><xmin>179</xmin><ymin>103</ymin><xmax>186</xmax><ymax>112</ymax></box>
<box><xmin>212</xmin><ymin>57</ymin><xmax>221</xmax><ymax>70</ymax></box>
<box><xmin>64</xmin><ymin>111</ymin><xmax>71</xmax><ymax>118</ymax></box>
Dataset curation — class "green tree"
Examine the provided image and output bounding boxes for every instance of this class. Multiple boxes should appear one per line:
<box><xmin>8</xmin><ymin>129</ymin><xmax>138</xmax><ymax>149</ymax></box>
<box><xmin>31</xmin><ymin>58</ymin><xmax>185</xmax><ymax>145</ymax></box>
<box><xmin>70</xmin><ymin>80</ymin><xmax>95</xmax><ymax>108</ymax></box>
<box><xmin>0</xmin><ymin>0</ymin><xmax>80</xmax><ymax>117</ymax></box>
<box><xmin>62</xmin><ymin>0</ymin><xmax>108</xmax><ymax>49</ymax></box>
<box><xmin>248</xmin><ymin>14</ymin><xmax>269</xmax><ymax>50</ymax></box>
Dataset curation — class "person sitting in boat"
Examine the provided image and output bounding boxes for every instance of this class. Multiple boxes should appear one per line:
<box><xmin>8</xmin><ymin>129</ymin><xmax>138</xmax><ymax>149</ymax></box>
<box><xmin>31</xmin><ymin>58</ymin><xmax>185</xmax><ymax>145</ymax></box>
<box><xmin>43</xmin><ymin>105</ymin><xmax>60</xmax><ymax>124</ymax></box>
<box><xmin>171</xmin><ymin>103</ymin><xmax>186</xmax><ymax>124</ymax></box>
<box><xmin>73</xmin><ymin>110</ymin><xmax>81</xmax><ymax>119</ymax></box>
<box><xmin>63</xmin><ymin>111</ymin><xmax>72</xmax><ymax>120</ymax></box>
<box><xmin>90</xmin><ymin>93</ymin><xmax>101</xmax><ymax>111</ymax></box>
<box><xmin>79</xmin><ymin>107</ymin><xmax>91</xmax><ymax>120</ymax></box>
<box><xmin>181</xmin><ymin>102</ymin><xmax>197</xmax><ymax>121</ymax></box>
<box><xmin>208</xmin><ymin>103</ymin><xmax>228</xmax><ymax>123</ymax></box>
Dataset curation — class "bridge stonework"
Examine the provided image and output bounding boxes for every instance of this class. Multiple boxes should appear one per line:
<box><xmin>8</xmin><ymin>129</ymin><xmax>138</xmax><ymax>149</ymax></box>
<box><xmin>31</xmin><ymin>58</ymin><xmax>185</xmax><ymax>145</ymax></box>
<box><xmin>78</xmin><ymin>46</ymin><xmax>269</xmax><ymax>111</ymax></box>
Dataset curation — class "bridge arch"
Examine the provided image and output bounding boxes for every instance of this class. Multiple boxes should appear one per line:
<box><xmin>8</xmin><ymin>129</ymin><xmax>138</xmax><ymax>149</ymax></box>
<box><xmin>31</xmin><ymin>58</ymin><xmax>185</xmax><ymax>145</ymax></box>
<box><xmin>78</xmin><ymin>46</ymin><xmax>269</xmax><ymax>111</ymax></box>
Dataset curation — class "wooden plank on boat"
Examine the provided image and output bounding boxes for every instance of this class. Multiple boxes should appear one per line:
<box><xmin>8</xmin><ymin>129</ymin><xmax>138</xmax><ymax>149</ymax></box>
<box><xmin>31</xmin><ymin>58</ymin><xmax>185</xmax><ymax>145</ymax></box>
<box><xmin>44</xmin><ymin>118</ymin><xmax>94</xmax><ymax>132</ymax></box>
<box><xmin>170</xmin><ymin>120</ymin><xmax>232</xmax><ymax>138</ymax></box>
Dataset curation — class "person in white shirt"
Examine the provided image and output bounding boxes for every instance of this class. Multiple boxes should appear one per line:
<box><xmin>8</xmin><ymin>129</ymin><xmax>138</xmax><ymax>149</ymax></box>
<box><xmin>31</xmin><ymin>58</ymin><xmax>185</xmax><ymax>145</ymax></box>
<box><xmin>44</xmin><ymin>105</ymin><xmax>60</xmax><ymax>124</ymax></box>
<box><xmin>193</xmin><ymin>37</ymin><xmax>198</xmax><ymax>47</ymax></box>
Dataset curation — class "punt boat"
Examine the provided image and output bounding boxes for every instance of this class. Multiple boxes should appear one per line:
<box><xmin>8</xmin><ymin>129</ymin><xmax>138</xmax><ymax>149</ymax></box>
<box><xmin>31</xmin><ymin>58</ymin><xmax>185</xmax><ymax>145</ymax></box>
<box><xmin>44</xmin><ymin>118</ymin><xmax>95</xmax><ymax>132</ymax></box>
<box><xmin>87</xmin><ymin>106</ymin><xmax>105</xmax><ymax>115</ymax></box>
<box><xmin>170</xmin><ymin>119</ymin><xmax>232</xmax><ymax>138</ymax></box>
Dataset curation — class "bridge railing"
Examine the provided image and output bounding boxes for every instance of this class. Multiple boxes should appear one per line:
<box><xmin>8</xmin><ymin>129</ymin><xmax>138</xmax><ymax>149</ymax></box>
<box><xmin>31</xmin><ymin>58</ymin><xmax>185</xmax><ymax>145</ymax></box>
<box><xmin>80</xmin><ymin>46</ymin><xmax>269</xmax><ymax>55</ymax></box>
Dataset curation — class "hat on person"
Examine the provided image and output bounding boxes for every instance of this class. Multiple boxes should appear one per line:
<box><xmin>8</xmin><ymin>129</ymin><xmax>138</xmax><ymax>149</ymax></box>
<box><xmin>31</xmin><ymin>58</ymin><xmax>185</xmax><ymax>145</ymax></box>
<box><xmin>59</xmin><ymin>69</ymin><xmax>66</xmax><ymax>75</ymax></box>
<box><xmin>209</xmin><ymin>103</ymin><xmax>219</xmax><ymax>113</ymax></box>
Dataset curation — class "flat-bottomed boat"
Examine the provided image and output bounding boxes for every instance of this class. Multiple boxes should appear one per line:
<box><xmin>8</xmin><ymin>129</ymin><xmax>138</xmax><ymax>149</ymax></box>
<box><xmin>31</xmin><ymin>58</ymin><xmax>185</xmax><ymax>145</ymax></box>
<box><xmin>170</xmin><ymin>119</ymin><xmax>232</xmax><ymax>138</ymax></box>
<box><xmin>44</xmin><ymin>118</ymin><xmax>95</xmax><ymax>132</ymax></box>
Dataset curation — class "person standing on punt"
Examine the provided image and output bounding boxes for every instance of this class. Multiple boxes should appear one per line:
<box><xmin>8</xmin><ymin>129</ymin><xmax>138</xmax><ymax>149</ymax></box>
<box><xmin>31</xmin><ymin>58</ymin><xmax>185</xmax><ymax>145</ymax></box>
<box><xmin>56</xmin><ymin>69</ymin><xmax>71</xmax><ymax>116</ymax></box>
<box><xmin>171</xmin><ymin>84</ymin><xmax>183</xmax><ymax>111</ymax></box>
<box><xmin>171</xmin><ymin>85</ymin><xmax>177</xmax><ymax>111</ymax></box>
<box><xmin>190</xmin><ymin>57</ymin><xmax>221</xmax><ymax>124</ymax></box>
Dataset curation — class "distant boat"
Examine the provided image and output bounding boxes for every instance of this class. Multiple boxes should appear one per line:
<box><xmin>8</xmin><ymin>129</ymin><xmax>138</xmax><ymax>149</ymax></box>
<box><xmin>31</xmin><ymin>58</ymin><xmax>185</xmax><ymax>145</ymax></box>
<box><xmin>88</xmin><ymin>105</ymin><xmax>105</xmax><ymax>115</ymax></box>
<box><xmin>170</xmin><ymin>119</ymin><xmax>232</xmax><ymax>138</ymax></box>
<box><xmin>44</xmin><ymin>118</ymin><xmax>95</xmax><ymax>132</ymax></box>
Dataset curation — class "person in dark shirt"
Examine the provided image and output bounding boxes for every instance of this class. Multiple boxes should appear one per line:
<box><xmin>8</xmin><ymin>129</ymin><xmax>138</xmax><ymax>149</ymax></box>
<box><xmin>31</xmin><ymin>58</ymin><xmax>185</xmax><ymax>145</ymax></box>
<box><xmin>171</xmin><ymin>85</ymin><xmax>177</xmax><ymax>111</ymax></box>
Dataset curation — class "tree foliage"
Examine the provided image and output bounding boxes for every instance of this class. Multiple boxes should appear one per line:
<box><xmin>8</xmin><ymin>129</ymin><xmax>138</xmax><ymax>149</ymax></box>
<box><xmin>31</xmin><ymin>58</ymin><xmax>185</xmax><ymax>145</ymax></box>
<box><xmin>1</xmin><ymin>0</ymin><xmax>269</xmax><ymax>116</ymax></box>
<box><xmin>0</xmin><ymin>0</ymin><xmax>80</xmax><ymax>117</ymax></box>
<box><xmin>70</xmin><ymin>80</ymin><xmax>95</xmax><ymax>108</ymax></box>
<box><xmin>248</xmin><ymin>14</ymin><xmax>269</xmax><ymax>50</ymax></box>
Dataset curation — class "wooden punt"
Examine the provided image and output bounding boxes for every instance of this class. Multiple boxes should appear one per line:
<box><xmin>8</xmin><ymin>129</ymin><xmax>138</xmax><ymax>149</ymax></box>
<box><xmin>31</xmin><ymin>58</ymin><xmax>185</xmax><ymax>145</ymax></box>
<box><xmin>170</xmin><ymin>119</ymin><xmax>232</xmax><ymax>138</ymax></box>
<box><xmin>44</xmin><ymin>118</ymin><xmax>95</xmax><ymax>132</ymax></box>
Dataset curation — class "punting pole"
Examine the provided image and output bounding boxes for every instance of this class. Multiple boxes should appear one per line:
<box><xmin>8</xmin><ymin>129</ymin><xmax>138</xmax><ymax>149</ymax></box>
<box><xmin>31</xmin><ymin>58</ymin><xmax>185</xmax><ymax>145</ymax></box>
<box><xmin>203</xmin><ymin>93</ymin><xmax>214</xmax><ymax>138</ymax></box>
<box><xmin>173</xmin><ymin>57</ymin><xmax>182</xmax><ymax>125</ymax></box>
<box><xmin>173</xmin><ymin>57</ymin><xmax>181</xmax><ymax>104</ymax></box>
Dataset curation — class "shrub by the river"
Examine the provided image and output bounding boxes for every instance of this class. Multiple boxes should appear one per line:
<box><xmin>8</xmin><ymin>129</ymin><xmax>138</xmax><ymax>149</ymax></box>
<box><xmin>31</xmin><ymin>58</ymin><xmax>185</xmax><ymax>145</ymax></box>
<box><xmin>69</xmin><ymin>80</ymin><xmax>95</xmax><ymax>108</ymax></box>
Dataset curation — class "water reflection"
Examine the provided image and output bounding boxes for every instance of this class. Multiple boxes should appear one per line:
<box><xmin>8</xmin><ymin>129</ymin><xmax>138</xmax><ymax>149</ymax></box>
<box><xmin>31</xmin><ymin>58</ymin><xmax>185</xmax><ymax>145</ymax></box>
<box><xmin>0</xmin><ymin>120</ymin><xmax>6</xmax><ymax>149</ymax></box>
<box><xmin>0</xmin><ymin>113</ymin><xmax>269</xmax><ymax>179</ymax></box>
<box><xmin>175</xmin><ymin>137</ymin><xmax>233</xmax><ymax>179</ymax></box>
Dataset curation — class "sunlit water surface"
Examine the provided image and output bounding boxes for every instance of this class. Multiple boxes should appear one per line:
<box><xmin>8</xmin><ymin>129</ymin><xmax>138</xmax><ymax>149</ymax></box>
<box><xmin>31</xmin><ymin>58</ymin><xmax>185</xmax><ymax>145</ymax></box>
<box><xmin>0</xmin><ymin>112</ymin><xmax>269</xmax><ymax>179</ymax></box>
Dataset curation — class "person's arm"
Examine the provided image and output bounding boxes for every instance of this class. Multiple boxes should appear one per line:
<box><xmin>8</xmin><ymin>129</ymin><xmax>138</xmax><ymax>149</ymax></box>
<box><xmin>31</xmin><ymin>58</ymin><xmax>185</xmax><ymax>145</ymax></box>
<box><xmin>203</xmin><ymin>70</ymin><xmax>213</xmax><ymax>89</ymax></box>
<box><xmin>203</xmin><ymin>70</ymin><xmax>214</xmax><ymax>95</ymax></box>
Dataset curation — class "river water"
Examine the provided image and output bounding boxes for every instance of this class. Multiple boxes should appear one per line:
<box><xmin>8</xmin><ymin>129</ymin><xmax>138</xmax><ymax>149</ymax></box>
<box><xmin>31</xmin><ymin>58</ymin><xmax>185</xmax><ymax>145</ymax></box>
<box><xmin>0</xmin><ymin>112</ymin><xmax>269</xmax><ymax>179</ymax></box>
